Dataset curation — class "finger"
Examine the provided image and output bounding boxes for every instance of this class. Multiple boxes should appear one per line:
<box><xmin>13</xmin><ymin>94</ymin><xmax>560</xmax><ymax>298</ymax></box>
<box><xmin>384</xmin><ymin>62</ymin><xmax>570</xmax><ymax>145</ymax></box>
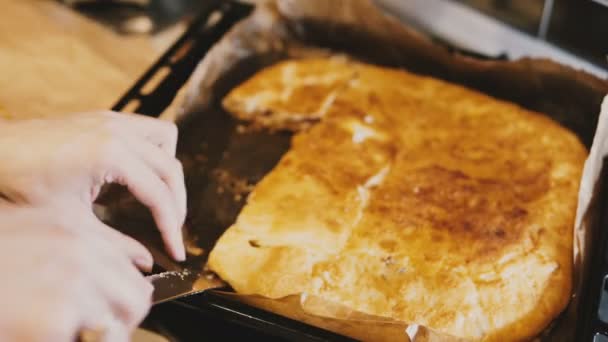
<box><xmin>110</xmin><ymin>153</ymin><xmax>185</xmax><ymax>261</ymax></box>
<box><xmin>86</xmin><ymin>213</ymin><xmax>154</xmax><ymax>272</ymax></box>
<box><xmin>79</xmin><ymin>297</ymin><xmax>130</xmax><ymax>342</ymax></box>
<box><xmin>54</xmin><ymin>201</ymin><xmax>155</xmax><ymax>271</ymax></box>
<box><xmin>123</xmin><ymin>136</ymin><xmax>187</xmax><ymax>223</ymax></box>
<box><xmin>74</xmin><ymin>252</ymin><xmax>140</xmax><ymax>342</ymax></box>
<box><xmin>104</xmin><ymin>266</ymin><xmax>152</xmax><ymax>330</ymax></box>
<box><xmin>81</xmin><ymin>239</ymin><xmax>153</xmax><ymax>328</ymax></box>
<box><xmin>105</xmin><ymin>111</ymin><xmax>178</xmax><ymax>155</ymax></box>
<box><xmin>78</xmin><ymin>297</ymin><xmax>113</xmax><ymax>342</ymax></box>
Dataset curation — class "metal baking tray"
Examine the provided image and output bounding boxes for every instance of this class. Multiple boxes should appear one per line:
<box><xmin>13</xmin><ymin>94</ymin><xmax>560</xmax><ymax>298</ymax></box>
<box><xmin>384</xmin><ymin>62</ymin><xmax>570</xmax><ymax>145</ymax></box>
<box><xmin>110</xmin><ymin>0</ymin><xmax>608</xmax><ymax>340</ymax></box>
<box><xmin>111</xmin><ymin>1</ymin><xmax>356</xmax><ymax>340</ymax></box>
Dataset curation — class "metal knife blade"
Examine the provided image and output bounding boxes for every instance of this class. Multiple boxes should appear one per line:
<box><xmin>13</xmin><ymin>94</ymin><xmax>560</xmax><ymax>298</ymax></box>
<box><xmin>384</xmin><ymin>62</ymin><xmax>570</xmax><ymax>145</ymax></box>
<box><xmin>79</xmin><ymin>270</ymin><xmax>223</xmax><ymax>341</ymax></box>
<box><xmin>147</xmin><ymin>269</ymin><xmax>225</xmax><ymax>304</ymax></box>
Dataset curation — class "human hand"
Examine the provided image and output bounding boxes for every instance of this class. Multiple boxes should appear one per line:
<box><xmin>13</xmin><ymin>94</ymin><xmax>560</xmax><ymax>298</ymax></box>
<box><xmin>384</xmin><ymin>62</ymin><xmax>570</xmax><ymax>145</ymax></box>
<box><xmin>0</xmin><ymin>205</ymin><xmax>154</xmax><ymax>342</ymax></box>
<box><xmin>0</xmin><ymin>111</ymin><xmax>186</xmax><ymax>260</ymax></box>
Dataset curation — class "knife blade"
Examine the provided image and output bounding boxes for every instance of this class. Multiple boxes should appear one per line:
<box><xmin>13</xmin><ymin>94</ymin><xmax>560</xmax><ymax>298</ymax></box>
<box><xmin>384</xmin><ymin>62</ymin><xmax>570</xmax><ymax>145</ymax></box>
<box><xmin>79</xmin><ymin>270</ymin><xmax>223</xmax><ymax>342</ymax></box>
<box><xmin>147</xmin><ymin>269</ymin><xmax>225</xmax><ymax>304</ymax></box>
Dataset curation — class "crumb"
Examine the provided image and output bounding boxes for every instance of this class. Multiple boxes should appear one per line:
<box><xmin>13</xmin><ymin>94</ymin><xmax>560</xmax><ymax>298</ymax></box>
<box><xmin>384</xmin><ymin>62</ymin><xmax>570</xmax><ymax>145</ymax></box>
<box><xmin>185</xmin><ymin>244</ymin><xmax>204</xmax><ymax>257</ymax></box>
<box><xmin>381</xmin><ymin>255</ymin><xmax>395</xmax><ymax>266</ymax></box>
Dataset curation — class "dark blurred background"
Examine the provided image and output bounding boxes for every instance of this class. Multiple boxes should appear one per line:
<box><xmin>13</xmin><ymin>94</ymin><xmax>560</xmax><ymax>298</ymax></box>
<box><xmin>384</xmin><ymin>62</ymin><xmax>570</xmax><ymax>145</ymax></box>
<box><xmin>58</xmin><ymin>0</ymin><xmax>204</xmax><ymax>34</ymax></box>
<box><xmin>454</xmin><ymin>0</ymin><xmax>608</xmax><ymax>71</ymax></box>
<box><xmin>59</xmin><ymin>0</ymin><xmax>607</xmax><ymax>73</ymax></box>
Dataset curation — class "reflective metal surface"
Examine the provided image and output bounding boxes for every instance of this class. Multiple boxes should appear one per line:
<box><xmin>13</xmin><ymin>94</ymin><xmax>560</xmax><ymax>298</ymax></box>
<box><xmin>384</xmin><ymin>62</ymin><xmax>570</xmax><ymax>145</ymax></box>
<box><xmin>148</xmin><ymin>270</ymin><xmax>206</xmax><ymax>304</ymax></box>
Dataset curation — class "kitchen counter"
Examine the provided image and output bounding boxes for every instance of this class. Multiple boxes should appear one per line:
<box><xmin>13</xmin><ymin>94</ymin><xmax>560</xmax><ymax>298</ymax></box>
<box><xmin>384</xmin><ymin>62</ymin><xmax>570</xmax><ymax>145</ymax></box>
<box><xmin>0</xmin><ymin>2</ymin><xmax>181</xmax><ymax>340</ymax></box>
<box><xmin>0</xmin><ymin>0</ymin><xmax>166</xmax><ymax>119</ymax></box>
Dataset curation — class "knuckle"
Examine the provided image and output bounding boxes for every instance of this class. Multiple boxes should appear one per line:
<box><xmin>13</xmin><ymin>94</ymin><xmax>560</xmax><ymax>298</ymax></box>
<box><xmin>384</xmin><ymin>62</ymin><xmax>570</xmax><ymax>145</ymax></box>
<box><xmin>145</xmin><ymin>196</ymin><xmax>162</xmax><ymax>212</ymax></box>
<box><xmin>162</xmin><ymin>121</ymin><xmax>179</xmax><ymax>143</ymax></box>
<box><xmin>99</xmin><ymin>111</ymin><xmax>119</xmax><ymax>127</ymax></box>
<box><xmin>166</xmin><ymin>120</ymin><xmax>178</xmax><ymax>136</ymax></box>
<box><xmin>124</xmin><ymin>236</ymin><xmax>152</xmax><ymax>261</ymax></box>
<box><xmin>172</xmin><ymin>158</ymin><xmax>184</xmax><ymax>175</ymax></box>
<box><xmin>159</xmin><ymin>189</ymin><xmax>174</xmax><ymax>211</ymax></box>
<box><xmin>163</xmin><ymin>158</ymin><xmax>183</xmax><ymax>183</ymax></box>
<box><xmin>136</xmin><ymin>245</ymin><xmax>154</xmax><ymax>263</ymax></box>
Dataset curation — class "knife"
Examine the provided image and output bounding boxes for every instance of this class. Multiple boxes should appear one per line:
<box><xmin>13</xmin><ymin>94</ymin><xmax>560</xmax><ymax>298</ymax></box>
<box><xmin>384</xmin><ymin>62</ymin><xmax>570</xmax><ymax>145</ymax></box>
<box><xmin>143</xmin><ymin>236</ymin><xmax>226</xmax><ymax>304</ymax></box>
<box><xmin>148</xmin><ymin>268</ymin><xmax>224</xmax><ymax>304</ymax></box>
<box><xmin>79</xmin><ymin>269</ymin><xmax>224</xmax><ymax>342</ymax></box>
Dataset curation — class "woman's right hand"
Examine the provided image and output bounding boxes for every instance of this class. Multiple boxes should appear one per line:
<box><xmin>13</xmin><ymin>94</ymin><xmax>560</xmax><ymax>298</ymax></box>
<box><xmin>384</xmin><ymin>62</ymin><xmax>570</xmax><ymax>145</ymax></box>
<box><xmin>0</xmin><ymin>111</ymin><xmax>187</xmax><ymax>261</ymax></box>
<box><xmin>0</xmin><ymin>205</ymin><xmax>154</xmax><ymax>342</ymax></box>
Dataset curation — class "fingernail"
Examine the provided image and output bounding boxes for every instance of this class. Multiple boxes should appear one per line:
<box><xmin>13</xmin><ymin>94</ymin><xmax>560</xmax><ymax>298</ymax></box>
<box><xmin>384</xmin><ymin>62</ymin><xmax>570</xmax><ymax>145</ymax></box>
<box><xmin>174</xmin><ymin>245</ymin><xmax>186</xmax><ymax>262</ymax></box>
<box><xmin>173</xmin><ymin>228</ymin><xmax>186</xmax><ymax>262</ymax></box>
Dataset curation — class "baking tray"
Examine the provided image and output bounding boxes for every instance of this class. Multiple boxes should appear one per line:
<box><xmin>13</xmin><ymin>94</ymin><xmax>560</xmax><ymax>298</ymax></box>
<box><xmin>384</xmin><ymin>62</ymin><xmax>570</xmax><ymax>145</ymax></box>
<box><xmin>108</xmin><ymin>0</ymin><xmax>608</xmax><ymax>340</ymax></box>
<box><xmin>110</xmin><ymin>1</ymin><xmax>356</xmax><ymax>340</ymax></box>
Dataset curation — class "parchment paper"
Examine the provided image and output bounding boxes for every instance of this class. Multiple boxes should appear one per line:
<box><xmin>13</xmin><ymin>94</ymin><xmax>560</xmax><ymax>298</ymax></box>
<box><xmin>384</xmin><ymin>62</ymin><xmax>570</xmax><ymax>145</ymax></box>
<box><xmin>107</xmin><ymin>0</ymin><xmax>608</xmax><ymax>340</ymax></box>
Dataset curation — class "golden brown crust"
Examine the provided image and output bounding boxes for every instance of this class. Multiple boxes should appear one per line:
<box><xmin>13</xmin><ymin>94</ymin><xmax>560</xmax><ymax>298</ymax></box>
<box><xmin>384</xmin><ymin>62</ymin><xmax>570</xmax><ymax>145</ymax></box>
<box><xmin>209</xmin><ymin>58</ymin><xmax>587</xmax><ymax>341</ymax></box>
<box><xmin>222</xmin><ymin>56</ymin><xmax>357</xmax><ymax>130</ymax></box>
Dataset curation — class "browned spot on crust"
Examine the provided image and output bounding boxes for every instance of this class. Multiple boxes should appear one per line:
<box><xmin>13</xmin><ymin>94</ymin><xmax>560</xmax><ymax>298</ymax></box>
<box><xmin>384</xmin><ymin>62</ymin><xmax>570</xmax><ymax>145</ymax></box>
<box><xmin>369</xmin><ymin>165</ymin><xmax>541</xmax><ymax>258</ymax></box>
